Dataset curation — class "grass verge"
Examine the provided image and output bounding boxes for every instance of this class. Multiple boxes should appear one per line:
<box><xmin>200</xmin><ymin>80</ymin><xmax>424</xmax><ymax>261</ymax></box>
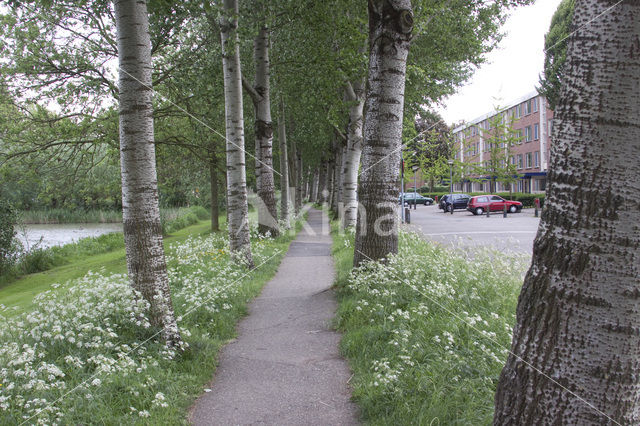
<box><xmin>331</xmin><ymin>223</ymin><xmax>529</xmax><ymax>425</ymax></box>
<box><xmin>1</xmin><ymin>207</ymin><xmax>210</xmax><ymax>289</ymax></box>
<box><xmin>0</xmin><ymin>212</ymin><xmax>306</xmax><ymax>424</ymax></box>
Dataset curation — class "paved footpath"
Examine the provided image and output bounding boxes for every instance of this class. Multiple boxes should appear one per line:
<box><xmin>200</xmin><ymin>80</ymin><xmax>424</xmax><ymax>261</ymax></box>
<box><xmin>190</xmin><ymin>208</ymin><xmax>359</xmax><ymax>425</ymax></box>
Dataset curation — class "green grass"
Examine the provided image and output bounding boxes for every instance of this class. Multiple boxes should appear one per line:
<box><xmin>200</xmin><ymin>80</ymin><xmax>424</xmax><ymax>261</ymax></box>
<box><xmin>331</xmin><ymin>224</ymin><xmax>529</xmax><ymax>425</ymax></box>
<box><xmin>0</xmin><ymin>220</ymin><xmax>214</xmax><ymax>316</ymax></box>
<box><xmin>0</xmin><ymin>207</ymin><xmax>212</xmax><ymax>290</ymax></box>
<box><xmin>0</xmin><ymin>211</ymin><xmax>307</xmax><ymax>424</ymax></box>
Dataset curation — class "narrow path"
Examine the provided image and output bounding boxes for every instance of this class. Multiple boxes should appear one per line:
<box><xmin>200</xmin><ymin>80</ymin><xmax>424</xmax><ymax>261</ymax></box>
<box><xmin>190</xmin><ymin>208</ymin><xmax>359</xmax><ymax>425</ymax></box>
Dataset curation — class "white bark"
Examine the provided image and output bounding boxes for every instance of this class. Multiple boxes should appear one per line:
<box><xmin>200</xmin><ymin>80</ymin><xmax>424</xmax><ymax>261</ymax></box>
<box><xmin>494</xmin><ymin>2</ymin><xmax>640</xmax><ymax>424</ymax></box>
<box><xmin>295</xmin><ymin>151</ymin><xmax>303</xmax><ymax>213</ymax></box>
<box><xmin>342</xmin><ymin>78</ymin><xmax>365</xmax><ymax>228</ymax></box>
<box><xmin>114</xmin><ymin>0</ymin><xmax>181</xmax><ymax>346</ymax></box>
<box><xmin>220</xmin><ymin>0</ymin><xmax>253</xmax><ymax>266</ymax></box>
<box><xmin>353</xmin><ymin>0</ymin><xmax>413</xmax><ymax>267</ymax></box>
<box><xmin>311</xmin><ymin>167</ymin><xmax>319</xmax><ymax>202</ymax></box>
<box><xmin>243</xmin><ymin>25</ymin><xmax>278</xmax><ymax>237</ymax></box>
<box><xmin>278</xmin><ymin>98</ymin><xmax>290</xmax><ymax>227</ymax></box>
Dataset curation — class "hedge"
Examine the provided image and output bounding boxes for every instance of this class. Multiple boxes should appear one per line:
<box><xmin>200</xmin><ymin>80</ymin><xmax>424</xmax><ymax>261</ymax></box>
<box><xmin>421</xmin><ymin>192</ymin><xmax>545</xmax><ymax>208</ymax></box>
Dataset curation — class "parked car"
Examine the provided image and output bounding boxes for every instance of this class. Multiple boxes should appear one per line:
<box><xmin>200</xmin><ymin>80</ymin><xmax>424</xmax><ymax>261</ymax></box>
<box><xmin>467</xmin><ymin>195</ymin><xmax>523</xmax><ymax>215</ymax></box>
<box><xmin>399</xmin><ymin>192</ymin><xmax>434</xmax><ymax>205</ymax></box>
<box><xmin>439</xmin><ymin>193</ymin><xmax>470</xmax><ymax>212</ymax></box>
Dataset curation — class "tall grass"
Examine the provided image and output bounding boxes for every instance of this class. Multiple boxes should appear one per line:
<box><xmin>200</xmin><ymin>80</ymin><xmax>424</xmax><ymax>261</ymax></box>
<box><xmin>332</xmin><ymin>225</ymin><xmax>529</xmax><ymax>424</ymax></box>
<box><xmin>20</xmin><ymin>209</ymin><xmax>123</xmax><ymax>224</ymax></box>
<box><xmin>19</xmin><ymin>206</ymin><xmax>210</xmax><ymax>225</ymax></box>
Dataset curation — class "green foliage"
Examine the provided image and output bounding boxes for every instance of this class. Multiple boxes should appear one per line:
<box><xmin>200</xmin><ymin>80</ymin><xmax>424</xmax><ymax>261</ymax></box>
<box><xmin>332</xmin><ymin>225</ymin><xmax>529</xmax><ymax>424</ymax></box>
<box><xmin>0</xmin><ymin>200</ymin><xmax>19</xmax><ymax>274</ymax></box>
<box><xmin>464</xmin><ymin>108</ymin><xmax>522</xmax><ymax>192</ymax></box>
<box><xmin>538</xmin><ymin>0</ymin><xmax>575</xmax><ymax>110</ymax></box>
<box><xmin>420</xmin><ymin>191</ymin><xmax>545</xmax><ymax>208</ymax></box>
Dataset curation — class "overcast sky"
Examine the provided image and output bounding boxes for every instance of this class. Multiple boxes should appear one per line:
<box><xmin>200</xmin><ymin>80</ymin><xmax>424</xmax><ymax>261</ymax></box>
<box><xmin>436</xmin><ymin>0</ymin><xmax>563</xmax><ymax>125</ymax></box>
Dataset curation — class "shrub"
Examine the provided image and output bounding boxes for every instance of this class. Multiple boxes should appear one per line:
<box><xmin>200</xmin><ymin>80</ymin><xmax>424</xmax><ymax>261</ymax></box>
<box><xmin>419</xmin><ymin>191</ymin><xmax>545</xmax><ymax>207</ymax></box>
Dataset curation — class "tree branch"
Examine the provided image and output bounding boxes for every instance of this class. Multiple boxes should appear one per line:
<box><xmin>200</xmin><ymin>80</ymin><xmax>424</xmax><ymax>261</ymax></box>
<box><xmin>241</xmin><ymin>76</ymin><xmax>261</xmax><ymax>103</ymax></box>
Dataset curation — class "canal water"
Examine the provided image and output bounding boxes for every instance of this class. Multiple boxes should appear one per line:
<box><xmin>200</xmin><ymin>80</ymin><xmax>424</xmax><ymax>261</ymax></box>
<box><xmin>16</xmin><ymin>223</ymin><xmax>123</xmax><ymax>250</ymax></box>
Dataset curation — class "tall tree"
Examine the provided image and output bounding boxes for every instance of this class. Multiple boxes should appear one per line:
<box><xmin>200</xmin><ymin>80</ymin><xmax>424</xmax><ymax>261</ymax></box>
<box><xmin>278</xmin><ymin>98</ymin><xmax>290</xmax><ymax>227</ymax></box>
<box><xmin>538</xmin><ymin>0</ymin><xmax>575</xmax><ymax>111</ymax></box>
<box><xmin>353</xmin><ymin>0</ymin><xmax>413</xmax><ymax>267</ymax></box>
<box><xmin>342</xmin><ymin>78</ymin><xmax>366</xmax><ymax>228</ymax></box>
<box><xmin>242</xmin><ymin>24</ymin><xmax>279</xmax><ymax>237</ymax></box>
<box><xmin>114</xmin><ymin>0</ymin><xmax>181</xmax><ymax>346</ymax></box>
<box><xmin>494</xmin><ymin>1</ymin><xmax>640</xmax><ymax>423</ymax></box>
<box><xmin>220</xmin><ymin>0</ymin><xmax>254</xmax><ymax>266</ymax></box>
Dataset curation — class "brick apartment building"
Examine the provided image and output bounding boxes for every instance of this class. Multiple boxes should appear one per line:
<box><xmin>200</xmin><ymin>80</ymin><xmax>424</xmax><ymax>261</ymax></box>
<box><xmin>451</xmin><ymin>91</ymin><xmax>554</xmax><ymax>194</ymax></box>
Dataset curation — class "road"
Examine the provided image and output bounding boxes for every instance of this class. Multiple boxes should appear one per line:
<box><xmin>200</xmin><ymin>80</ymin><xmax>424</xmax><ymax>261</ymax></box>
<box><xmin>405</xmin><ymin>204</ymin><xmax>541</xmax><ymax>256</ymax></box>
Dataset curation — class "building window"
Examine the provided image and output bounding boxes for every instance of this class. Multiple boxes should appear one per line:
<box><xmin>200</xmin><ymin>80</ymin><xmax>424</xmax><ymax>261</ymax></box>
<box><xmin>517</xmin><ymin>154</ymin><xmax>523</xmax><ymax>169</ymax></box>
<box><xmin>510</xmin><ymin>155</ymin><xmax>515</xmax><ymax>165</ymax></box>
<box><xmin>525</xmin><ymin>126</ymin><xmax>532</xmax><ymax>142</ymax></box>
<box><xmin>532</xmin><ymin>97</ymin><xmax>539</xmax><ymax>112</ymax></box>
<box><xmin>516</xmin><ymin>129</ymin><xmax>523</xmax><ymax>144</ymax></box>
<box><xmin>515</xmin><ymin>104</ymin><xmax>522</xmax><ymax>118</ymax></box>
<box><xmin>534</xmin><ymin>123</ymin><xmax>539</xmax><ymax>140</ymax></box>
<box><xmin>525</xmin><ymin>100</ymin><xmax>532</xmax><ymax>115</ymax></box>
<box><xmin>534</xmin><ymin>151</ymin><xmax>540</xmax><ymax>168</ymax></box>
<box><xmin>517</xmin><ymin>180</ymin><xmax>523</xmax><ymax>192</ymax></box>
<box><xmin>526</xmin><ymin>152</ymin><xmax>533</xmax><ymax>168</ymax></box>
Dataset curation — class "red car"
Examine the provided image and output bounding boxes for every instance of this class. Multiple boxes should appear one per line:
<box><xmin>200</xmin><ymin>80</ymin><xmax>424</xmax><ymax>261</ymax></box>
<box><xmin>467</xmin><ymin>195</ymin><xmax>523</xmax><ymax>215</ymax></box>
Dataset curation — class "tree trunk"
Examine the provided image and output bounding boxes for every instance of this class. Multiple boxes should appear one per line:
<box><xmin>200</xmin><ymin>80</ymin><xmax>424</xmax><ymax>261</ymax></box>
<box><xmin>318</xmin><ymin>161</ymin><xmax>327</xmax><ymax>203</ymax></box>
<box><xmin>114</xmin><ymin>0</ymin><xmax>181</xmax><ymax>347</ymax></box>
<box><xmin>290</xmin><ymin>136</ymin><xmax>299</xmax><ymax>214</ymax></box>
<box><xmin>209</xmin><ymin>154</ymin><xmax>219</xmax><ymax>232</ymax></box>
<box><xmin>494</xmin><ymin>2</ymin><xmax>640</xmax><ymax>424</ymax></box>
<box><xmin>353</xmin><ymin>0</ymin><xmax>413</xmax><ymax>267</ymax></box>
<box><xmin>278</xmin><ymin>98</ymin><xmax>290</xmax><ymax>227</ymax></box>
<box><xmin>332</xmin><ymin>139</ymin><xmax>344</xmax><ymax>215</ymax></box>
<box><xmin>342</xmin><ymin>79</ymin><xmax>365</xmax><ymax>227</ymax></box>
<box><xmin>295</xmin><ymin>151</ymin><xmax>303</xmax><ymax>213</ymax></box>
<box><xmin>220</xmin><ymin>0</ymin><xmax>253</xmax><ymax>266</ymax></box>
<box><xmin>243</xmin><ymin>25</ymin><xmax>278</xmax><ymax>237</ymax></box>
<box><xmin>337</xmin><ymin>142</ymin><xmax>347</xmax><ymax>222</ymax></box>
<box><xmin>311</xmin><ymin>167</ymin><xmax>319</xmax><ymax>202</ymax></box>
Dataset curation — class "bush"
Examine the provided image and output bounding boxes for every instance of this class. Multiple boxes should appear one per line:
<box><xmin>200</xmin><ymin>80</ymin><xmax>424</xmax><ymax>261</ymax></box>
<box><xmin>419</xmin><ymin>191</ymin><xmax>545</xmax><ymax>207</ymax></box>
<box><xmin>0</xmin><ymin>200</ymin><xmax>19</xmax><ymax>275</ymax></box>
<box><xmin>162</xmin><ymin>206</ymin><xmax>209</xmax><ymax>234</ymax></box>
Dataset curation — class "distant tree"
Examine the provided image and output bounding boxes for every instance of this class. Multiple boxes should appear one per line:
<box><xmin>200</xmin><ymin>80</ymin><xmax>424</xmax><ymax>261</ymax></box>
<box><xmin>479</xmin><ymin>110</ymin><xmax>521</xmax><ymax>196</ymax></box>
<box><xmin>410</xmin><ymin>113</ymin><xmax>452</xmax><ymax>192</ymax></box>
<box><xmin>494</xmin><ymin>1</ymin><xmax>640</xmax><ymax>423</ymax></box>
<box><xmin>538</xmin><ymin>0</ymin><xmax>574</xmax><ymax>110</ymax></box>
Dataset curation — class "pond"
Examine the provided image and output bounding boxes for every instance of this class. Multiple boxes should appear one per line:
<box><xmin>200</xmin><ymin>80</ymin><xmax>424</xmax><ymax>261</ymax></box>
<box><xmin>16</xmin><ymin>223</ymin><xmax>123</xmax><ymax>250</ymax></box>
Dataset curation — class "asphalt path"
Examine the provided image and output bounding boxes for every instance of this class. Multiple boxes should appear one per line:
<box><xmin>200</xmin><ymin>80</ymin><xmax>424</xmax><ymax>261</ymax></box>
<box><xmin>190</xmin><ymin>208</ymin><xmax>358</xmax><ymax>425</ymax></box>
<box><xmin>406</xmin><ymin>204</ymin><xmax>541</xmax><ymax>256</ymax></box>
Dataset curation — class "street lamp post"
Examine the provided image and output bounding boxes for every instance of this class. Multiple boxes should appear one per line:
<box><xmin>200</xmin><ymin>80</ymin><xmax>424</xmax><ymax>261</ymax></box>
<box><xmin>448</xmin><ymin>159</ymin><xmax>454</xmax><ymax>215</ymax></box>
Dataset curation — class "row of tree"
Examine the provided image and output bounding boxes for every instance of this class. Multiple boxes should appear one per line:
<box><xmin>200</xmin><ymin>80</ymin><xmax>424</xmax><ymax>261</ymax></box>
<box><xmin>3</xmin><ymin>0</ymin><xmax>639</xmax><ymax>423</ymax></box>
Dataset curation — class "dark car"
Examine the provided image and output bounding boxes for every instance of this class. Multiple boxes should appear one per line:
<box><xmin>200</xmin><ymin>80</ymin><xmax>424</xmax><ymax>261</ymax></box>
<box><xmin>400</xmin><ymin>192</ymin><xmax>434</xmax><ymax>205</ymax></box>
<box><xmin>439</xmin><ymin>193</ymin><xmax>470</xmax><ymax>212</ymax></box>
<box><xmin>467</xmin><ymin>195</ymin><xmax>523</xmax><ymax>215</ymax></box>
